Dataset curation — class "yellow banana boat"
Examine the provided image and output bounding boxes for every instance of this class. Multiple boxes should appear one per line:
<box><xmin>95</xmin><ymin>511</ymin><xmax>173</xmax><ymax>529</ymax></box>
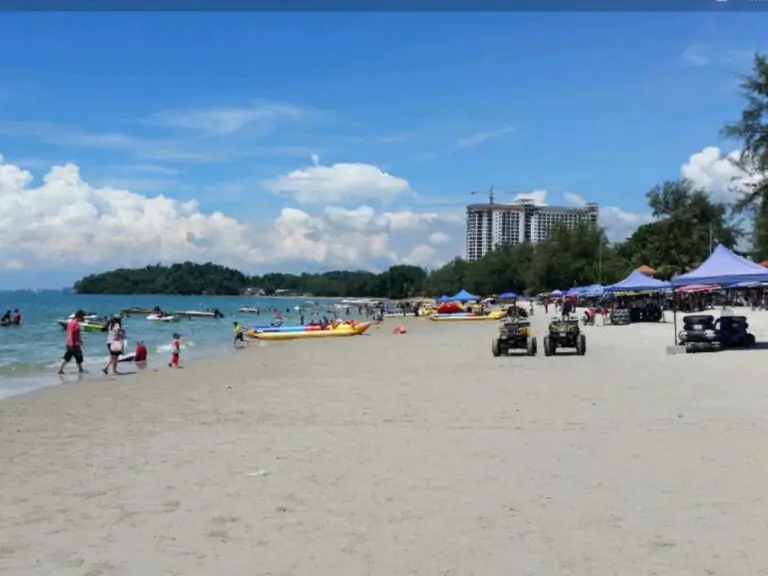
<box><xmin>250</xmin><ymin>322</ymin><xmax>371</xmax><ymax>340</ymax></box>
<box><xmin>429</xmin><ymin>311</ymin><xmax>504</xmax><ymax>322</ymax></box>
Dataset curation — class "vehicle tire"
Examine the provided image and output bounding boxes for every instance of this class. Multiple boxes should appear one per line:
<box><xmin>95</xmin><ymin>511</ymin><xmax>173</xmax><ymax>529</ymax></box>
<box><xmin>492</xmin><ymin>338</ymin><xmax>501</xmax><ymax>357</ymax></box>
<box><xmin>748</xmin><ymin>333</ymin><xmax>756</xmax><ymax>346</ymax></box>
<box><xmin>543</xmin><ymin>336</ymin><xmax>551</xmax><ymax>356</ymax></box>
<box><xmin>576</xmin><ymin>334</ymin><xmax>586</xmax><ymax>356</ymax></box>
<box><xmin>526</xmin><ymin>337</ymin><xmax>536</xmax><ymax>356</ymax></box>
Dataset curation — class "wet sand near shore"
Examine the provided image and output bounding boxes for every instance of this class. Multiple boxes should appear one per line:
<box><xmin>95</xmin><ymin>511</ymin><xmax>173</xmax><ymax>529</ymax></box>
<box><xmin>2</xmin><ymin>311</ymin><xmax>768</xmax><ymax>575</ymax></box>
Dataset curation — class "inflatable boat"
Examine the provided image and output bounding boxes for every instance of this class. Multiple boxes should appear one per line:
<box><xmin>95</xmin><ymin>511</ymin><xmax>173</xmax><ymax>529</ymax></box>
<box><xmin>248</xmin><ymin>322</ymin><xmax>371</xmax><ymax>340</ymax></box>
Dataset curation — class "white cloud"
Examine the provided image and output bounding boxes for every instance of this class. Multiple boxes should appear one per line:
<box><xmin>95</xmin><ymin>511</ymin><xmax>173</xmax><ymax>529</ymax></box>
<box><xmin>563</xmin><ymin>191</ymin><xmax>586</xmax><ymax>207</ymax></box>
<box><xmin>403</xmin><ymin>244</ymin><xmax>436</xmax><ymax>266</ymax></box>
<box><xmin>429</xmin><ymin>231</ymin><xmax>450</xmax><ymax>245</ymax></box>
<box><xmin>0</xmin><ymin>156</ymin><xmax>452</xmax><ymax>271</ymax></box>
<box><xmin>600</xmin><ymin>206</ymin><xmax>653</xmax><ymax>242</ymax></box>
<box><xmin>680</xmin><ymin>44</ymin><xmax>710</xmax><ymax>67</ymax></box>
<box><xmin>456</xmin><ymin>126</ymin><xmax>515</xmax><ymax>149</ymax></box>
<box><xmin>680</xmin><ymin>145</ymin><xmax>755</xmax><ymax>202</ymax></box>
<box><xmin>150</xmin><ymin>99</ymin><xmax>309</xmax><ymax>135</ymax></box>
<box><xmin>322</xmin><ymin>205</ymin><xmax>461</xmax><ymax>233</ymax></box>
<box><xmin>0</xmin><ymin>121</ymin><xmax>236</xmax><ymax>163</ymax></box>
<box><xmin>264</xmin><ymin>158</ymin><xmax>413</xmax><ymax>204</ymax></box>
<box><xmin>512</xmin><ymin>189</ymin><xmax>548</xmax><ymax>205</ymax></box>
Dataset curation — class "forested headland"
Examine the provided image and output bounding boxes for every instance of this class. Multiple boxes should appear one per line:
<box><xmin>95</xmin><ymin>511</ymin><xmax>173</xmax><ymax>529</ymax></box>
<box><xmin>75</xmin><ymin>54</ymin><xmax>768</xmax><ymax>299</ymax></box>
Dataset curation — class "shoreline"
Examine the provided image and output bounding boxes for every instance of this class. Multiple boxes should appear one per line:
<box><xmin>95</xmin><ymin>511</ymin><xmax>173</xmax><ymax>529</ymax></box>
<box><xmin>0</xmin><ymin>331</ymin><xmax>246</xmax><ymax>402</ymax></box>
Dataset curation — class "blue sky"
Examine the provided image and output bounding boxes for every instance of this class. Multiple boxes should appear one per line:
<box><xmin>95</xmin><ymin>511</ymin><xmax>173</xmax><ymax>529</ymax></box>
<box><xmin>0</xmin><ymin>11</ymin><xmax>764</xmax><ymax>288</ymax></box>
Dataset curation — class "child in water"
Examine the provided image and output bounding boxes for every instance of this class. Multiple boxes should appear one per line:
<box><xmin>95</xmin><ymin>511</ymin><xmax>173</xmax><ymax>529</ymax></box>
<box><xmin>169</xmin><ymin>332</ymin><xmax>181</xmax><ymax>368</ymax></box>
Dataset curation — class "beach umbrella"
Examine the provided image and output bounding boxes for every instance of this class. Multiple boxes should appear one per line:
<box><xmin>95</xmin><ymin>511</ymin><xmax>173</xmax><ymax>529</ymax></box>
<box><xmin>498</xmin><ymin>291</ymin><xmax>518</xmax><ymax>299</ymax></box>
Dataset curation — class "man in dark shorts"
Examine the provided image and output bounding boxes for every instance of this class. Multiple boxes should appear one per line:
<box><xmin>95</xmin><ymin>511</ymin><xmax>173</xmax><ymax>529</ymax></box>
<box><xmin>58</xmin><ymin>310</ymin><xmax>85</xmax><ymax>374</ymax></box>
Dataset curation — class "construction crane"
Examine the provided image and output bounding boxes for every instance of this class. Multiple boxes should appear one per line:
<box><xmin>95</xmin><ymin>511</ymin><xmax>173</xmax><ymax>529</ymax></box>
<box><xmin>470</xmin><ymin>186</ymin><xmax>495</xmax><ymax>205</ymax></box>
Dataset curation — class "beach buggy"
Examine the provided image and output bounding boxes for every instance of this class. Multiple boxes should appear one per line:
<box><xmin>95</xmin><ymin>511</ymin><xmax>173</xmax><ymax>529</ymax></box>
<box><xmin>492</xmin><ymin>318</ymin><xmax>537</xmax><ymax>357</ymax></box>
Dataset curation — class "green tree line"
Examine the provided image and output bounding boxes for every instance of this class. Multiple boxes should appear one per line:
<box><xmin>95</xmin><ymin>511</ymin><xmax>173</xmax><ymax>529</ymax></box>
<box><xmin>75</xmin><ymin>53</ymin><xmax>768</xmax><ymax>298</ymax></box>
<box><xmin>72</xmin><ymin>177</ymin><xmax>740</xmax><ymax>298</ymax></box>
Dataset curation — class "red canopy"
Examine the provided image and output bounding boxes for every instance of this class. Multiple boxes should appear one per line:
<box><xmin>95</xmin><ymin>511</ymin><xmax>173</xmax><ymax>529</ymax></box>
<box><xmin>437</xmin><ymin>302</ymin><xmax>463</xmax><ymax>314</ymax></box>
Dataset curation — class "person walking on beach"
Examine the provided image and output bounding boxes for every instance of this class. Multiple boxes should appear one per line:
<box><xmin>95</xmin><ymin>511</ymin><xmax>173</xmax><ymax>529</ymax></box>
<box><xmin>169</xmin><ymin>332</ymin><xmax>181</xmax><ymax>368</ymax></box>
<box><xmin>233</xmin><ymin>321</ymin><xmax>245</xmax><ymax>348</ymax></box>
<box><xmin>102</xmin><ymin>317</ymin><xmax>125</xmax><ymax>375</ymax></box>
<box><xmin>57</xmin><ymin>310</ymin><xmax>85</xmax><ymax>374</ymax></box>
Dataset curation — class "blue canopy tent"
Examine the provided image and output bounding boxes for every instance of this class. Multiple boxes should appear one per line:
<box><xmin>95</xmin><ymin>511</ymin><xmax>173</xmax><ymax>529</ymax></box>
<box><xmin>566</xmin><ymin>287</ymin><xmax>581</xmax><ymax>297</ymax></box>
<box><xmin>606</xmin><ymin>270</ymin><xmax>670</xmax><ymax>292</ymax></box>
<box><xmin>584</xmin><ymin>284</ymin><xmax>605</xmax><ymax>297</ymax></box>
<box><xmin>437</xmin><ymin>295</ymin><xmax>452</xmax><ymax>303</ymax></box>
<box><xmin>498</xmin><ymin>291</ymin><xmax>518</xmax><ymax>299</ymax></box>
<box><xmin>451</xmin><ymin>289</ymin><xmax>480</xmax><ymax>302</ymax></box>
<box><xmin>671</xmin><ymin>244</ymin><xmax>768</xmax><ymax>287</ymax></box>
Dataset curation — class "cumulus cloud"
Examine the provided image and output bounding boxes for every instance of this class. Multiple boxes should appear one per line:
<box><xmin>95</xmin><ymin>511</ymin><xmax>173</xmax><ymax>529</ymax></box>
<box><xmin>680</xmin><ymin>145</ymin><xmax>755</xmax><ymax>202</ymax></box>
<box><xmin>263</xmin><ymin>157</ymin><xmax>413</xmax><ymax>204</ymax></box>
<box><xmin>429</xmin><ymin>231</ymin><xmax>450</xmax><ymax>245</ymax></box>
<box><xmin>0</xmin><ymin>156</ymin><xmax>451</xmax><ymax>271</ymax></box>
<box><xmin>322</xmin><ymin>205</ymin><xmax>460</xmax><ymax>233</ymax></box>
<box><xmin>403</xmin><ymin>245</ymin><xmax>436</xmax><ymax>266</ymax></box>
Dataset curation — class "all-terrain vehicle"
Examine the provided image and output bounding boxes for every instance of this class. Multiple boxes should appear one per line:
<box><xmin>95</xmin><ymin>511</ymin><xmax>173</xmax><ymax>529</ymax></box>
<box><xmin>543</xmin><ymin>317</ymin><xmax>586</xmax><ymax>356</ymax></box>
<box><xmin>492</xmin><ymin>318</ymin><xmax>537</xmax><ymax>356</ymax></box>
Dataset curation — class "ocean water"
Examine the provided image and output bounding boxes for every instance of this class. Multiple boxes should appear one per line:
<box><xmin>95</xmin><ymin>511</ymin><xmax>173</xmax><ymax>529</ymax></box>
<box><xmin>0</xmin><ymin>292</ymin><xmax>366</xmax><ymax>400</ymax></box>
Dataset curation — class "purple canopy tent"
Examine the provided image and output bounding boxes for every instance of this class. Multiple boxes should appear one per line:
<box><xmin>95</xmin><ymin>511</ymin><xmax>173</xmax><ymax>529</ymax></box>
<box><xmin>669</xmin><ymin>244</ymin><xmax>768</xmax><ymax>346</ymax></box>
<box><xmin>671</xmin><ymin>244</ymin><xmax>768</xmax><ymax>287</ymax></box>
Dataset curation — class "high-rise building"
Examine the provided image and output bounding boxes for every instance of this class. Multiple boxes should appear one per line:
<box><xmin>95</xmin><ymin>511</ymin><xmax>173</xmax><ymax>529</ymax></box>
<box><xmin>465</xmin><ymin>200</ymin><xmax>599</xmax><ymax>262</ymax></box>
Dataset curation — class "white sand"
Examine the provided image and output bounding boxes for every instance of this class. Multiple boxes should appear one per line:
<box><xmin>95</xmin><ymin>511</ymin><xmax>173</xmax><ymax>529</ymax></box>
<box><xmin>2</xmin><ymin>309</ymin><xmax>768</xmax><ymax>575</ymax></box>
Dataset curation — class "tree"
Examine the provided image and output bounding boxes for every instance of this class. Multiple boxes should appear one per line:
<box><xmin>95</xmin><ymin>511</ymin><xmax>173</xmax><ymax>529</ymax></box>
<box><xmin>721</xmin><ymin>52</ymin><xmax>768</xmax><ymax>258</ymax></box>
<box><xmin>617</xmin><ymin>179</ymin><xmax>740</xmax><ymax>276</ymax></box>
<box><xmin>526</xmin><ymin>222</ymin><xmax>624</xmax><ymax>291</ymax></box>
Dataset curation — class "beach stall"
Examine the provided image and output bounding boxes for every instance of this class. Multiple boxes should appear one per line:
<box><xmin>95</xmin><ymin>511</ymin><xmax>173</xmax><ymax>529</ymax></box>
<box><xmin>605</xmin><ymin>272</ymin><xmax>670</xmax><ymax>325</ymax></box>
<box><xmin>670</xmin><ymin>244</ymin><xmax>768</xmax><ymax>351</ymax></box>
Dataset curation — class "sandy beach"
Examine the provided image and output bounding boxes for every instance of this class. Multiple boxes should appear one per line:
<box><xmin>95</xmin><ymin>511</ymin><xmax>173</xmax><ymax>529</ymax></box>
<box><xmin>2</xmin><ymin>309</ymin><xmax>768</xmax><ymax>575</ymax></box>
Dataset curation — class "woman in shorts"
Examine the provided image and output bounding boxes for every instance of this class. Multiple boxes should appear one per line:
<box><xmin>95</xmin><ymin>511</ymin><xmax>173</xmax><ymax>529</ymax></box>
<box><xmin>102</xmin><ymin>317</ymin><xmax>125</xmax><ymax>375</ymax></box>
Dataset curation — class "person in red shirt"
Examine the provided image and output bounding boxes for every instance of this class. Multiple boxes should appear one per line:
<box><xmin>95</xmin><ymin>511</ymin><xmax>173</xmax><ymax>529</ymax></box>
<box><xmin>134</xmin><ymin>341</ymin><xmax>148</xmax><ymax>363</ymax></box>
<box><xmin>168</xmin><ymin>333</ymin><xmax>181</xmax><ymax>368</ymax></box>
<box><xmin>58</xmin><ymin>310</ymin><xmax>85</xmax><ymax>374</ymax></box>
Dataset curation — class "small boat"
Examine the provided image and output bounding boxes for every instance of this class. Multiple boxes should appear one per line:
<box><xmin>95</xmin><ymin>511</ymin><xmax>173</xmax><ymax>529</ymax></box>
<box><xmin>146</xmin><ymin>314</ymin><xmax>179</xmax><ymax>323</ymax></box>
<box><xmin>173</xmin><ymin>309</ymin><xmax>224</xmax><ymax>319</ymax></box>
<box><xmin>121</xmin><ymin>307</ymin><xmax>156</xmax><ymax>316</ymax></box>
<box><xmin>69</xmin><ymin>312</ymin><xmax>101</xmax><ymax>321</ymax></box>
<box><xmin>429</xmin><ymin>311</ymin><xmax>504</xmax><ymax>322</ymax></box>
<box><xmin>56</xmin><ymin>319</ymin><xmax>106</xmax><ymax>332</ymax></box>
<box><xmin>238</xmin><ymin>306</ymin><xmax>260</xmax><ymax>314</ymax></box>
<box><xmin>248</xmin><ymin>322</ymin><xmax>371</xmax><ymax>340</ymax></box>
